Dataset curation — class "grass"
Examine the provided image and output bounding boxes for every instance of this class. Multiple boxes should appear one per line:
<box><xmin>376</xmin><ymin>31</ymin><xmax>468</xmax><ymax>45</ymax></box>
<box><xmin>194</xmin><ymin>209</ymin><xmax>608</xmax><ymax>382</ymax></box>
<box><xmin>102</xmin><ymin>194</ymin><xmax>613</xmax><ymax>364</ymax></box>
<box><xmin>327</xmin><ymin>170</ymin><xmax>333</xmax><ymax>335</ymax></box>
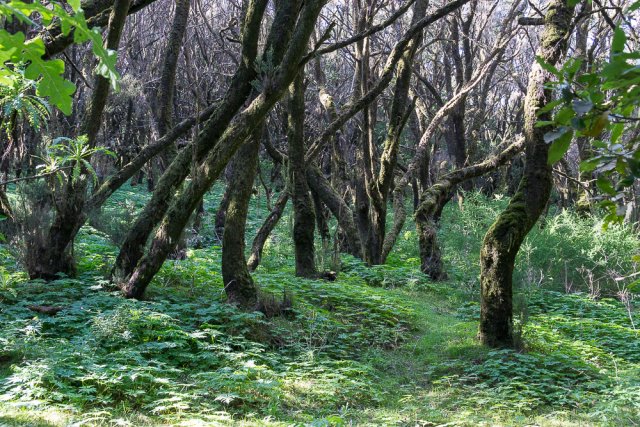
<box><xmin>0</xmin><ymin>185</ymin><xmax>638</xmax><ymax>426</ymax></box>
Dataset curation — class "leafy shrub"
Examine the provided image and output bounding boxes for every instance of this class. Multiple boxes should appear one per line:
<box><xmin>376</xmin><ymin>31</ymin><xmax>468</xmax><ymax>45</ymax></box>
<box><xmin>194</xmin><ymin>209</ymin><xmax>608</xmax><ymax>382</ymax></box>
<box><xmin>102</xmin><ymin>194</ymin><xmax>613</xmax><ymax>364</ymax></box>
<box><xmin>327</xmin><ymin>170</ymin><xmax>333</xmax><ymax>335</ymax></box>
<box><xmin>440</xmin><ymin>191</ymin><xmax>640</xmax><ymax>296</ymax></box>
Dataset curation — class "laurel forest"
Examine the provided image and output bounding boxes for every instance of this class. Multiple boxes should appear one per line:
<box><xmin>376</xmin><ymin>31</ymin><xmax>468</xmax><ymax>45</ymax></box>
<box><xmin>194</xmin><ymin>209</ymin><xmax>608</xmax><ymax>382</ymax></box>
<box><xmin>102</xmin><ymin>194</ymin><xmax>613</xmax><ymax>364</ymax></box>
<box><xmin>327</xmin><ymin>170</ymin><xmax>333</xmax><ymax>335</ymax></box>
<box><xmin>0</xmin><ymin>0</ymin><xmax>639</xmax><ymax>425</ymax></box>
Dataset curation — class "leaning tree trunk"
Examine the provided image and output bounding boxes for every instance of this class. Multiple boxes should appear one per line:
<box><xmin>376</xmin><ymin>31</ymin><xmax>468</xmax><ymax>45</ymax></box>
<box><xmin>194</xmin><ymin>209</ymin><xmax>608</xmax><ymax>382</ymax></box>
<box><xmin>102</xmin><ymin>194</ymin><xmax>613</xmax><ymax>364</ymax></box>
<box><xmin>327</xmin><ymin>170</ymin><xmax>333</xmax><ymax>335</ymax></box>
<box><xmin>156</xmin><ymin>0</ymin><xmax>190</xmax><ymax>258</ymax></box>
<box><xmin>479</xmin><ymin>0</ymin><xmax>574</xmax><ymax>348</ymax></box>
<box><xmin>306</xmin><ymin>166</ymin><xmax>363</xmax><ymax>258</ymax></box>
<box><xmin>123</xmin><ymin>0</ymin><xmax>324</xmax><ymax>299</ymax></box>
<box><xmin>368</xmin><ymin>0</ymin><xmax>429</xmax><ymax>265</ymax></box>
<box><xmin>221</xmin><ymin>128</ymin><xmax>262</xmax><ymax>308</ymax></box>
<box><xmin>223</xmin><ymin>0</ymin><xmax>306</xmax><ymax>303</ymax></box>
<box><xmin>247</xmin><ymin>192</ymin><xmax>290</xmax><ymax>272</ymax></box>
<box><xmin>288</xmin><ymin>74</ymin><xmax>317</xmax><ymax>277</ymax></box>
<box><xmin>222</xmin><ymin>0</ymin><xmax>304</xmax><ymax>309</ymax></box>
<box><xmin>416</xmin><ymin>137</ymin><xmax>525</xmax><ymax>280</ymax></box>
<box><xmin>112</xmin><ymin>0</ymin><xmax>269</xmax><ymax>281</ymax></box>
<box><xmin>573</xmin><ymin>0</ymin><xmax>593</xmax><ymax>216</ymax></box>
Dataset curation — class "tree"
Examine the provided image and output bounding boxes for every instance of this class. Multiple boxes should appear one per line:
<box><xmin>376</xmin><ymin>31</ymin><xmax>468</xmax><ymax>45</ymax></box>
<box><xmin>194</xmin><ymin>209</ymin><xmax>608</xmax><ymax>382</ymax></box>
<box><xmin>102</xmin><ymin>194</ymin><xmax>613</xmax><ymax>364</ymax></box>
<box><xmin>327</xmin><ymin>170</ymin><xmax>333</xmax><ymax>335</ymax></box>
<box><xmin>479</xmin><ymin>0</ymin><xmax>575</xmax><ymax>348</ymax></box>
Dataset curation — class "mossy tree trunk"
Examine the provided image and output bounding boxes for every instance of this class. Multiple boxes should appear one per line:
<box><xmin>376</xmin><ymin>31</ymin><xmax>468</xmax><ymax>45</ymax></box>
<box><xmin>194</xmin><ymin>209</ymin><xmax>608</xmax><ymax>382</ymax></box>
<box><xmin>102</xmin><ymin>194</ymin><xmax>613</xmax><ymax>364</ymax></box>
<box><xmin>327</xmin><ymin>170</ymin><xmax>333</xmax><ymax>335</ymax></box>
<box><xmin>28</xmin><ymin>0</ymin><xmax>132</xmax><ymax>280</ymax></box>
<box><xmin>306</xmin><ymin>166</ymin><xmax>363</xmax><ymax>258</ymax></box>
<box><xmin>156</xmin><ymin>0</ymin><xmax>190</xmax><ymax>258</ymax></box>
<box><xmin>221</xmin><ymin>128</ymin><xmax>261</xmax><ymax>308</ymax></box>
<box><xmin>224</xmin><ymin>0</ymin><xmax>304</xmax><ymax>302</ymax></box>
<box><xmin>247</xmin><ymin>192</ymin><xmax>290</xmax><ymax>272</ymax></box>
<box><xmin>123</xmin><ymin>0</ymin><xmax>324</xmax><ymax>299</ymax></box>
<box><xmin>479</xmin><ymin>0</ymin><xmax>575</xmax><ymax>348</ymax></box>
<box><xmin>574</xmin><ymin>0</ymin><xmax>593</xmax><ymax>216</ymax></box>
<box><xmin>416</xmin><ymin>137</ymin><xmax>525</xmax><ymax>280</ymax></box>
<box><xmin>288</xmin><ymin>74</ymin><xmax>317</xmax><ymax>278</ymax></box>
<box><xmin>112</xmin><ymin>0</ymin><xmax>269</xmax><ymax>282</ymax></box>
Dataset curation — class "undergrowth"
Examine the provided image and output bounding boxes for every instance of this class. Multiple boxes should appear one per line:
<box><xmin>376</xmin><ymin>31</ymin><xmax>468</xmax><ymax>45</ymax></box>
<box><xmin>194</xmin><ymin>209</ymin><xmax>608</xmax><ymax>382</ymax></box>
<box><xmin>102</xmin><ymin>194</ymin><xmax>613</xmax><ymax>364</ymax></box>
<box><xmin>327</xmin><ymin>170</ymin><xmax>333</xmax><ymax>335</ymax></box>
<box><xmin>0</xmin><ymin>187</ymin><xmax>637</xmax><ymax>426</ymax></box>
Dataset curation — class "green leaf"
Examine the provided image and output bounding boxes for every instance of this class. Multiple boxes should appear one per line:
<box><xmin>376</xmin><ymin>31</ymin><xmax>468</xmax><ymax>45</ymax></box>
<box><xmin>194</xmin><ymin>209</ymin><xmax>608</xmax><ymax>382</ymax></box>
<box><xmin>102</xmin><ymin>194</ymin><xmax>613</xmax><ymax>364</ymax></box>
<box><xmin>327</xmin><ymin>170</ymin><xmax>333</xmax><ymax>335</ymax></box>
<box><xmin>536</xmin><ymin>56</ymin><xmax>561</xmax><ymax>77</ymax></box>
<box><xmin>611</xmin><ymin>27</ymin><xmax>627</xmax><ymax>55</ymax></box>
<box><xmin>67</xmin><ymin>0</ymin><xmax>82</xmax><ymax>12</ymax></box>
<box><xmin>572</xmin><ymin>99</ymin><xmax>593</xmax><ymax>116</ymax></box>
<box><xmin>537</xmin><ymin>99</ymin><xmax>563</xmax><ymax>115</ymax></box>
<box><xmin>25</xmin><ymin>59</ymin><xmax>76</xmax><ymax>115</ymax></box>
<box><xmin>596</xmin><ymin>176</ymin><xmax>616</xmax><ymax>196</ymax></box>
<box><xmin>543</xmin><ymin>127</ymin><xmax>570</xmax><ymax>144</ymax></box>
<box><xmin>535</xmin><ymin>121</ymin><xmax>554</xmax><ymax>128</ymax></box>
<box><xmin>579</xmin><ymin>158</ymin><xmax>600</xmax><ymax>173</ymax></box>
<box><xmin>555</xmin><ymin>105</ymin><xmax>575</xmax><ymax>124</ymax></box>
<box><xmin>610</xmin><ymin>123</ymin><xmax>624</xmax><ymax>144</ymax></box>
<box><xmin>547</xmin><ymin>130</ymin><xmax>573</xmax><ymax>164</ymax></box>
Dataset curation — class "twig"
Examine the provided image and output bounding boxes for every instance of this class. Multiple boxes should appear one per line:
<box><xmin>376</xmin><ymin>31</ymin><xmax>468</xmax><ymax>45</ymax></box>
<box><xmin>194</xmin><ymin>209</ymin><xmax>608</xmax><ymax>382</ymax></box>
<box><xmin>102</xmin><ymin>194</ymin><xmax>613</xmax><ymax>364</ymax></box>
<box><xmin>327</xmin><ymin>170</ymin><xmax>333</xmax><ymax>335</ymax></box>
<box><xmin>0</xmin><ymin>167</ymin><xmax>73</xmax><ymax>186</ymax></box>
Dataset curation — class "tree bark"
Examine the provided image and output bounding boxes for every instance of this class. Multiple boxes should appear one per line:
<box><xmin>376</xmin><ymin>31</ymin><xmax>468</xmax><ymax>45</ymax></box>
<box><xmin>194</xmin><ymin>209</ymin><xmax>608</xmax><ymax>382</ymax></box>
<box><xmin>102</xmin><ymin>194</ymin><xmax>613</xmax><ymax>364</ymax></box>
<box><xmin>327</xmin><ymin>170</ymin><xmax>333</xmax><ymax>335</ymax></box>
<box><xmin>306</xmin><ymin>166</ymin><xmax>362</xmax><ymax>258</ymax></box>
<box><xmin>112</xmin><ymin>0</ymin><xmax>269</xmax><ymax>281</ymax></box>
<box><xmin>416</xmin><ymin>137</ymin><xmax>525</xmax><ymax>280</ymax></box>
<box><xmin>221</xmin><ymin>0</ymin><xmax>306</xmax><ymax>306</ymax></box>
<box><xmin>123</xmin><ymin>0</ymin><xmax>324</xmax><ymax>298</ymax></box>
<box><xmin>288</xmin><ymin>74</ymin><xmax>317</xmax><ymax>277</ymax></box>
<box><xmin>574</xmin><ymin>0</ymin><xmax>593</xmax><ymax>216</ymax></box>
<box><xmin>364</xmin><ymin>0</ymin><xmax>428</xmax><ymax>265</ymax></box>
<box><xmin>479</xmin><ymin>0</ymin><xmax>575</xmax><ymax>348</ymax></box>
<box><xmin>221</xmin><ymin>128</ymin><xmax>261</xmax><ymax>308</ymax></box>
<box><xmin>28</xmin><ymin>0</ymin><xmax>132</xmax><ymax>280</ymax></box>
<box><xmin>247</xmin><ymin>192</ymin><xmax>290</xmax><ymax>272</ymax></box>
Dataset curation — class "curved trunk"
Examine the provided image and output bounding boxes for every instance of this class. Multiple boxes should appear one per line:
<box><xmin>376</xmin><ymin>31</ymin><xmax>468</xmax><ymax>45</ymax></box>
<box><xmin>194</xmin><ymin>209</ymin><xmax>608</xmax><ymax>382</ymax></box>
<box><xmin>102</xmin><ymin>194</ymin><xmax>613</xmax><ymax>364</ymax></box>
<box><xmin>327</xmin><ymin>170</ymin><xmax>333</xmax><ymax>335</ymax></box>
<box><xmin>123</xmin><ymin>0</ymin><xmax>324</xmax><ymax>299</ymax></box>
<box><xmin>382</xmin><ymin>7</ymin><xmax>520</xmax><ymax>262</ymax></box>
<box><xmin>479</xmin><ymin>0</ymin><xmax>575</xmax><ymax>348</ymax></box>
<box><xmin>247</xmin><ymin>192</ymin><xmax>289</xmax><ymax>272</ymax></box>
<box><xmin>306</xmin><ymin>166</ymin><xmax>362</xmax><ymax>258</ymax></box>
<box><xmin>112</xmin><ymin>0</ymin><xmax>269</xmax><ymax>281</ymax></box>
<box><xmin>415</xmin><ymin>137</ymin><xmax>525</xmax><ymax>280</ymax></box>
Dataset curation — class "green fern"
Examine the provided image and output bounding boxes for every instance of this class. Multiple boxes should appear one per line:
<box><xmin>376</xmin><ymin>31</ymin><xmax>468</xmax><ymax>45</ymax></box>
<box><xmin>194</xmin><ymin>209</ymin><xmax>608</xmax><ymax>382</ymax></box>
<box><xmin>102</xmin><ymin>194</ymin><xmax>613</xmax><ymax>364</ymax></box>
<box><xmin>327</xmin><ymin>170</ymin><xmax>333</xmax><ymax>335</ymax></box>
<box><xmin>37</xmin><ymin>136</ymin><xmax>116</xmax><ymax>185</ymax></box>
<box><xmin>0</xmin><ymin>72</ymin><xmax>50</xmax><ymax>135</ymax></box>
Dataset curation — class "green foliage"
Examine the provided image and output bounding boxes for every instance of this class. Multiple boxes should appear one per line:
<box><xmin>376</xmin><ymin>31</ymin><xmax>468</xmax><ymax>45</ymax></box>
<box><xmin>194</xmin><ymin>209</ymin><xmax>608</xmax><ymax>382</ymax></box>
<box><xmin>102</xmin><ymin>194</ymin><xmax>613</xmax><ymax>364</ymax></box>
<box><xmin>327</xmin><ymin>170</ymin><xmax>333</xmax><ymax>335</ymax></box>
<box><xmin>0</xmin><ymin>186</ymin><xmax>638</xmax><ymax>425</ymax></box>
<box><xmin>0</xmin><ymin>0</ymin><xmax>120</xmax><ymax>114</ymax></box>
<box><xmin>449</xmin><ymin>290</ymin><xmax>639</xmax><ymax>424</ymax></box>
<box><xmin>37</xmin><ymin>136</ymin><xmax>115</xmax><ymax>185</ymax></box>
<box><xmin>0</xmin><ymin>192</ymin><xmax>411</xmax><ymax>424</ymax></box>
<box><xmin>439</xmin><ymin>191</ymin><xmax>640</xmax><ymax>296</ymax></box>
<box><xmin>538</xmin><ymin>7</ymin><xmax>640</xmax><ymax>224</ymax></box>
<box><xmin>0</xmin><ymin>72</ymin><xmax>50</xmax><ymax>134</ymax></box>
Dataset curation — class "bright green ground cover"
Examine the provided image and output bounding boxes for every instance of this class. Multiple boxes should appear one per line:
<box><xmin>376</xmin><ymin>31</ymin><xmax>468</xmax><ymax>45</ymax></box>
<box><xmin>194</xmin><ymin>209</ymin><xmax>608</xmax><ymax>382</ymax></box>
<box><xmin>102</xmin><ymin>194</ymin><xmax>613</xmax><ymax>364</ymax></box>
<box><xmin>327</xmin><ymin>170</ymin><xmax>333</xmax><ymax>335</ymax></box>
<box><xmin>0</xmin><ymin>185</ymin><xmax>638</xmax><ymax>426</ymax></box>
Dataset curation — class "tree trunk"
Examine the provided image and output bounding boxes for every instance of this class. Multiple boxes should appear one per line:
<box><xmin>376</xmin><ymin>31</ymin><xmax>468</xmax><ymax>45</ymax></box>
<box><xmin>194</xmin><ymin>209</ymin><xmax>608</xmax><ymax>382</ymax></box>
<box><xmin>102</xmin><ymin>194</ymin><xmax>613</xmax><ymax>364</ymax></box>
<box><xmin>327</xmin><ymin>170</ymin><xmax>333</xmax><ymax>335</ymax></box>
<box><xmin>123</xmin><ymin>0</ymin><xmax>324</xmax><ymax>298</ymax></box>
<box><xmin>28</xmin><ymin>0</ymin><xmax>132</xmax><ymax>279</ymax></box>
<box><xmin>306</xmin><ymin>166</ymin><xmax>362</xmax><ymax>258</ymax></box>
<box><xmin>479</xmin><ymin>0</ymin><xmax>575</xmax><ymax>348</ymax></box>
<box><xmin>222</xmin><ymin>128</ymin><xmax>261</xmax><ymax>308</ymax></box>
<box><xmin>247</xmin><ymin>192</ymin><xmax>289</xmax><ymax>272</ymax></box>
<box><xmin>288</xmin><ymin>74</ymin><xmax>317</xmax><ymax>277</ymax></box>
<box><xmin>112</xmin><ymin>0</ymin><xmax>269</xmax><ymax>281</ymax></box>
<box><xmin>416</xmin><ymin>137</ymin><xmax>525</xmax><ymax>280</ymax></box>
<box><xmin>573</xmin><ymin>0</ymin><xmax>593</xmax><ymax>216</ymax></box>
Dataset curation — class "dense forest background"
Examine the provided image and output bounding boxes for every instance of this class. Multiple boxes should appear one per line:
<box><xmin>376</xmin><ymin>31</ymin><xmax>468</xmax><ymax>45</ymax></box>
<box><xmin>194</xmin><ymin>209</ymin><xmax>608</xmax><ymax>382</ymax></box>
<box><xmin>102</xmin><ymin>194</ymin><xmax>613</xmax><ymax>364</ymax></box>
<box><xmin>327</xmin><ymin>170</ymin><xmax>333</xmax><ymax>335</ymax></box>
<box><xmin>0</xmin><ymin>0</ymin><xmax>639</xmax><ymax>425</ymax></box>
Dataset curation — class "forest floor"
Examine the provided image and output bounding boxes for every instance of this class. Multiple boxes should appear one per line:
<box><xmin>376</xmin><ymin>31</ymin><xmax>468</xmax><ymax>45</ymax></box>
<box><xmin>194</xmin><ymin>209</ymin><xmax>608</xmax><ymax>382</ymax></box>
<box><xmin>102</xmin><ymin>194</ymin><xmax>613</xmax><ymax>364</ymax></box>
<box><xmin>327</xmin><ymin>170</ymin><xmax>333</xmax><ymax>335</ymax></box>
<box><xmin>0</xmin><ymin>185</ymin><xmax>638</xmax><ymax>426</ymax></box>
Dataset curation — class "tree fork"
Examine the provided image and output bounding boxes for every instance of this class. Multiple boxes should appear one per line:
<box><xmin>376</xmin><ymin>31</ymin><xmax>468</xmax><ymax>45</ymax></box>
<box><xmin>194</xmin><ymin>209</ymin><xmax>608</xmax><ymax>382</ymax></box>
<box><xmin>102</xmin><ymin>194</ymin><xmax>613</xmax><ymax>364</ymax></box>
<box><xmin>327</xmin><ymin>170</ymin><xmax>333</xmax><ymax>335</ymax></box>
<box><xmin>112</xmin><ymin>0</ymin><xmax>270</xmax><ymax>281</ymax></box>
<box><xmin>415</xmin><ymin>137</ymin><xmax>525</xmax><ymax>280</ymax></box>
<box><xmin>28</xmin><ymin>0</ymin><xmax>133</xmax><ymax>280</ymax></box>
